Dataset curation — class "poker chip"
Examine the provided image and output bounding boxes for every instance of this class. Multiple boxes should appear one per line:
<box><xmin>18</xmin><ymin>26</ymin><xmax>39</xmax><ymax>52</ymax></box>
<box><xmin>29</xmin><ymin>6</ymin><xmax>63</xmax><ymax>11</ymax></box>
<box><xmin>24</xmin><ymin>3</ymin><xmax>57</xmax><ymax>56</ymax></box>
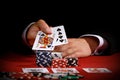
<box><xmin>9</xmin><ymin>72</ymin><xmax>33</xmax><ymax>80</ymax></box>
<box><xmin>36</xmin><ymin>50</ymin><xmax>53</xmax><ymax>67</ymax></box>
<box><xmin>66</xmin><ymin>57</ymin><xmax>79</xmax><ymax>67</ymax></box>
<box><xmin>31</xmin><ymin>72</ymin><xmax>43</xmax><ymax>77</ymax></box>
<box><xmin>0</xmin><ymin>71</ymin><xmax>83</xmax><ymax>80</ymax></box>
<box><xmin>58</xmin><ymin>73</ymin><xmax>84</xmax><ymax>80</ymax></box>
<box><xmin>43</xmin><ymin>73</ymin><xmax>67</xmax><ymax>80</ymax></box>
<box><xmin>0</xmin><ymin>72</ymin><xmax>12</xmax><ymax>80</ymax></box>
<box><xmin>35</xmin><ymin>49</ymin><xmax>80</xmax><ymax>68</ymax></box>
<box><xmin>0</xmin><ymin>72</ymin><xmax>46</xmax><ymax>80</ymax></box>
<box><xmin>51</xmin><ymin>58</ymin><xmax>67</xmax><ymax>68</ymax></box>
<box><xmin>33</xmin><ymin>25</ymin><xmax>81</xmax><ymax>69</ymax></box>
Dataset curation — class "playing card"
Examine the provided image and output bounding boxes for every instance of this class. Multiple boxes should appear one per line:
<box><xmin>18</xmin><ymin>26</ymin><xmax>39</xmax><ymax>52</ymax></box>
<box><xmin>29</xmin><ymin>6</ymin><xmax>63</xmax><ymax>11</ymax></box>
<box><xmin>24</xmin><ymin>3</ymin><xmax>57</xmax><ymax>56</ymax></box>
<box><xmin>82</xmin><ymin>68</ymin><xmax>112</xmax><ymax>73</ymax></box>
<box><xmin>32</xmin><ymin>25</ymin><xmax>68</xmax><ymax>51</ymax></box>
<box><xmin>32</xmin><ymin>30</ymin><xmax>55</xmax><ymax>50</ymax></box>
<box><xmin>51</xmin><ymin>52</ymin><xmax>63</xmax><ymax>59</ymax></box>
<box><xmin>52</xmin><ymin>25</ymin><xmax>68</xmax><ymax>46</ymax></box>
<box><xmin>22</xmin><ymin>68</ymin><xmax>50</xmax><ymax>73</ymax></box>
<box><xmin>52</xmin><ymin>68</ymin><xmax>79</xmax><ymax>73</ymax></box>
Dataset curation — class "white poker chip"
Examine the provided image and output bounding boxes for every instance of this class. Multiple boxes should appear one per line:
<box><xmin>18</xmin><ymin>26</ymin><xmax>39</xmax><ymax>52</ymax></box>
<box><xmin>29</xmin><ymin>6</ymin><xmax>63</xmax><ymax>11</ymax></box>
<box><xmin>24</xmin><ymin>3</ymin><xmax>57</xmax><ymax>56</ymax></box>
<box><xmin>43</xmin><ymin>73</ymin><xmax>67</xmax><ymax>79</ymax></box>
<box><xmin>43</xmin><ymin>74</ymin><xmax>51</xmax><ymax>79</ymax></box>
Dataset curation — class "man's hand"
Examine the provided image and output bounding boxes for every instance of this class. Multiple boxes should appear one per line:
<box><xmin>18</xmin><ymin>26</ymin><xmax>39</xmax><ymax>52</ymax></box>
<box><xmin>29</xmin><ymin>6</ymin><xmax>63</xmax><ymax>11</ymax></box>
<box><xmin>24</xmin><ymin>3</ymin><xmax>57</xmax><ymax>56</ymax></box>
<box><xmin>26</xmin><ymin>19</ymin><xmax>99</xmax><ymax>57</ymax></box>
<box><xmin>54</xmin><ymin>37</ymin><xmax>99</xmax><ymax>58</ymax></box>
<box><xmin>27</xmin><ymin>19</ymin><xmax>52</xmax><ymax>46</ymax></box>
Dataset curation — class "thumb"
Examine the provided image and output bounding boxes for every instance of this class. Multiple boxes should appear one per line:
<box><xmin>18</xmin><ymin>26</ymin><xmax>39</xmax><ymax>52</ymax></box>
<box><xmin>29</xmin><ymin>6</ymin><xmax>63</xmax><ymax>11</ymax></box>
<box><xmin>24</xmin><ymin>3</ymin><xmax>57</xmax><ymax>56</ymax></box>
<box><xmin>36</xmin><ymin>19</ymin><xmax>52</xmax><ymax>34</ymax></box>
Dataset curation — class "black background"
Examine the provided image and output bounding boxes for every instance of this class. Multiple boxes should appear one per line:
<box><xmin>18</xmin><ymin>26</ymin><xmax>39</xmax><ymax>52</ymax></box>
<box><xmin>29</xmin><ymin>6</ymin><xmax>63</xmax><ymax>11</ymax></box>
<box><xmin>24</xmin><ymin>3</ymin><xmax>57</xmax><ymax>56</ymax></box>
<box><xmin>1</xmin><ymin>1</ymin><xmax>120</xmax><ymax>54</ymax></box>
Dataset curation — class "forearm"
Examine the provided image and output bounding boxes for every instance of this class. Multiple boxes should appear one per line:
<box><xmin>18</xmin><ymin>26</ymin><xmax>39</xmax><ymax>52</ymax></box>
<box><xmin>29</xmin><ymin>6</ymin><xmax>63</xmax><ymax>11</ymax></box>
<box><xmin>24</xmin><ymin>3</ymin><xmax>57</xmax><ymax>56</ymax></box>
<box><xmin>80</xmin><ymin>34</ymin><xmax>108</xmax><ymax>55</ymax></box>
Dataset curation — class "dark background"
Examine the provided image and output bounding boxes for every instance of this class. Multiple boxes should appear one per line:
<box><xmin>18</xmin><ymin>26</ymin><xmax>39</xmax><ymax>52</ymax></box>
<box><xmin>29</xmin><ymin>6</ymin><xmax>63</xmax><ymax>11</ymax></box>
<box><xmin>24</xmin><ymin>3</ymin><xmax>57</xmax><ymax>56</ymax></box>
<box><xmin>1</xmin><ymin>1</ymin><xmax>120</xmax><ymax>55</ymax></box>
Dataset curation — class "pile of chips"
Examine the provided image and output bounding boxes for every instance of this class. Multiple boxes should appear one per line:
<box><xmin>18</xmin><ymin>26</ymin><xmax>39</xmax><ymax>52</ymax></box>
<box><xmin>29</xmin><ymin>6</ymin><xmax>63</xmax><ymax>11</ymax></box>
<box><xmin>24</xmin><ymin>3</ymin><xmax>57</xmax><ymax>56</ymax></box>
<box><xmin>0</xmin><ymin>72</ymin><xmax>45</xmax><ymax>80</ymax></box>
<box><xmin>0</xmin><ymin>72</ymin><xmax>84</xmax><ymax>80</ymax></box>
<box><xmin>35</xmin><ymin>50</ymin><xmax>79</xmax><ymax>68</ymax></box>
<box><xmin>32</xmin><ymin>25</ymin><xmax>79</xmax><ymax>68</ymax></box>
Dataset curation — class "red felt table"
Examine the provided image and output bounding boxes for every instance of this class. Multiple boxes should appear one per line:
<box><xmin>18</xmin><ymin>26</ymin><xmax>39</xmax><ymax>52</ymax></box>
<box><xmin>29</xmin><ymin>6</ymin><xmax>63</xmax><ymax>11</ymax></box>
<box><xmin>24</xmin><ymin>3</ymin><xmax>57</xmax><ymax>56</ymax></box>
<box><xmin>0</xmin><ymin>52</ymin><xmax>120</xmax><ymax>80</ymax></box>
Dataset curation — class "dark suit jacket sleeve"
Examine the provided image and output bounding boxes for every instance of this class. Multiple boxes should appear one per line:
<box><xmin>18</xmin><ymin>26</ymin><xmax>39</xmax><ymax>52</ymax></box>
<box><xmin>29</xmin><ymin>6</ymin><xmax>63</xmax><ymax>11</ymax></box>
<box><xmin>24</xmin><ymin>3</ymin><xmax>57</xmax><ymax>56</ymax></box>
<box><xmin>84</xmin><ymin>30</ymin><xmax>119</xmax><ymax>55</ymax></box>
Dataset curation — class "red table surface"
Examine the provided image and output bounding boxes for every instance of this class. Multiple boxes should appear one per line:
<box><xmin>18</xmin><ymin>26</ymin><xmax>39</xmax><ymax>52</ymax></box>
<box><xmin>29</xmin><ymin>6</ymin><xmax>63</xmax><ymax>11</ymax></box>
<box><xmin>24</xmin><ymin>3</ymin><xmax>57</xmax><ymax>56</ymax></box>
<box><xmin>0</xmin><ymin>52</ymin><xmax>120</xmax><ymax>80</ymax></box>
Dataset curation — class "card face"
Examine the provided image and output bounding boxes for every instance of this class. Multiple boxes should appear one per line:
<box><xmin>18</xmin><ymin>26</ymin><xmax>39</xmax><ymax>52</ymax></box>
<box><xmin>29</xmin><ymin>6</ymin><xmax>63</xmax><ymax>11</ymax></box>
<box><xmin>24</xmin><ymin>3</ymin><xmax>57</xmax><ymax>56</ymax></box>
<box><xmin>32</xmin><ymin>25</ymin><xmax>68</xmax><ymax>51</ymax></box>
<box><xmin>82</xmin><ymin>68</ymin><xmax>112</xmax><ymax>73</ymax></box>
<box><xmin>52</xmin><ymin>68</ymin><xmax>79</xmax><ymax>73</ymax></box>
<box><xmin>52</xmin><ymin>25</ymin><xmax>68</xmax><ymax>46</ymax></box>
<box><xmin>32</xmin><ymin>30</ymin><xmax>55</xmax><ymax>50</ymax></box>
<box><xmin>22</xmin><ymin>68</ymin><xmax>49</xmax><ymax>73</ymax></box>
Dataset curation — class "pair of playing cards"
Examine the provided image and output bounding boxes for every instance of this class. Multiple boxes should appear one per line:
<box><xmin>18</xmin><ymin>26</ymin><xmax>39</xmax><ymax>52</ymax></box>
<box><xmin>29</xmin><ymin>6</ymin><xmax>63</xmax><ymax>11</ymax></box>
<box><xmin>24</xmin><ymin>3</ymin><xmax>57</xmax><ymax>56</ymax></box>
<box><xmin>22</xmin><ymin>68</ymin><xmax>79</xmax><ymax>74</ymax></box>
<box><xmin>51</xmin><ymin>68</ymin><xmax>79</xmax><ymax>73</ymax></box>
<box><xmin>82</xmin><ymin>68</ymin><xmax>112</xmax><ymax>73</ymax></box>
<box><xmin>22</xmin><ymin>68</ymin><xmax>49</xmax><ymax>73</ymax></box>
<box><xmin>32</xmin><ymin>25</ymin><xmax>68</xmax><ymax>51</ymax></box>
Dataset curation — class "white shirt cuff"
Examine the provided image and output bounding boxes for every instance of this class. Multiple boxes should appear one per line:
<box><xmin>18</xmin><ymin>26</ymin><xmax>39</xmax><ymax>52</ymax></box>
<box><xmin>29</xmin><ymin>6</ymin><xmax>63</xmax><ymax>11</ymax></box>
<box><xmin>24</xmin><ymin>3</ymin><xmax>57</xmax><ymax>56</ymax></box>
<box><xmin>22</xmin><ymin>22</ymin><xmax>35</xmax><ymax>47</ymax></box>
<box><xmin>80</xmin><ymin>34</ymin><xmax>108</xmax><ymax>55</ymax></box>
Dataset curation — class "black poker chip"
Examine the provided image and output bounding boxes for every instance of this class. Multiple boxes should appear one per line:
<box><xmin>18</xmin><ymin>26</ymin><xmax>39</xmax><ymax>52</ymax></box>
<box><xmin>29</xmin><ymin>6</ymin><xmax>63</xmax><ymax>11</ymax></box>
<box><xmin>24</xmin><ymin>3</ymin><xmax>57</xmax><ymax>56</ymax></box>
<box><xmin>66</xmin><ymin>58</ymin><xmax>79</xmax><ymax>67</ymax></box>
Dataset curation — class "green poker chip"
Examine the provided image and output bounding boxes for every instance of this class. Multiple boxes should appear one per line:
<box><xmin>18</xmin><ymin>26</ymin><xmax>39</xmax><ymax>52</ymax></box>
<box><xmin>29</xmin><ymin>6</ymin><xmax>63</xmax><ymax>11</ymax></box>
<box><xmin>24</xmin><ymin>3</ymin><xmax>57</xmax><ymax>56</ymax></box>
<box><xmin>59</xmin><ymin>74</ymin><xmax>84</xmax><ymax>80</ymax></box>
<box><xmin>43</xmin><ymin>73</ymin><xmax>67</xmax><ymax>79</ymax></box>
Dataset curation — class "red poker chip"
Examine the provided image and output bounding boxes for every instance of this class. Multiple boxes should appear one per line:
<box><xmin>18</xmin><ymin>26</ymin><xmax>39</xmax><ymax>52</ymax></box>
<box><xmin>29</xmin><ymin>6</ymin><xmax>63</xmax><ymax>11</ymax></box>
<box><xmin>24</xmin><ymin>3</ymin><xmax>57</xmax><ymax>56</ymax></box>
<box><xmin>51</xmin><ymin>59</ymin><xmax>67</xmax><ymax>68</ymax></box>
<box><xmin>9</xmin><ymin>72</ymin><xmax>33</xmax><ymax>80</ymax></box>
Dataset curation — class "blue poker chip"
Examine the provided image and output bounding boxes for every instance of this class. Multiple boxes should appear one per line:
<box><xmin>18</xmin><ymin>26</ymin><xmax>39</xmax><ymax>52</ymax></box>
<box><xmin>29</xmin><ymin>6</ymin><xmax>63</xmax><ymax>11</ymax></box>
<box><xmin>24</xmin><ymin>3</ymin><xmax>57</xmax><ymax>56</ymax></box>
<box><xmin>35</xmin><ymin>50</ymin><xmax>53</xmax><ymax>67</ymax></box>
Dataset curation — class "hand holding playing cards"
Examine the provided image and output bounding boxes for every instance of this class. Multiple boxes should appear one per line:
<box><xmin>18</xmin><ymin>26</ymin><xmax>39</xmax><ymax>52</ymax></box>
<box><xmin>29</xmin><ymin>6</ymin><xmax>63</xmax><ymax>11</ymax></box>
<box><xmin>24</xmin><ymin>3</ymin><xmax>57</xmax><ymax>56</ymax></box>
<box><xmin>27</xmin><ymin>19</ymin><xmax>52</xmax><ymax>46</ymax></box>
<box><xmin>26</xmin><ymin>19</ymin><xmax>98</xmax><ymax>57</ymax></box>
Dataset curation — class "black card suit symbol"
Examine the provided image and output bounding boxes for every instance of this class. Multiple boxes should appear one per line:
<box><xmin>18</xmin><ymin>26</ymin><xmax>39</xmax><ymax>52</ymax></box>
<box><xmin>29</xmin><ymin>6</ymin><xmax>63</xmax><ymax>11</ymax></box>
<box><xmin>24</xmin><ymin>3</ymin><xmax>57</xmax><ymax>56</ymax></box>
<box><xmin>56</xmin><ymin>38</ymin><xmax>58</xmax><ymax>42</ymax></box>
<box><xmin>59</xmin><ymin>39</ymin><xmax>64</xmax><ymax>42</ymax></box>
<box><xmin>59</xmin><ymin>35</ymin><xmax>63</xmax><ymax>39</ymax></box>
<box><xmin>54</xmin><ymin>54</ymin><xmax>59</xmax><ymax>57</ymax></box>
<box><xmin>47</xmin><ymin>45</ymin><xmax>51</xmax><ymax>48</ymax></box>
<box><xmin>41</xmin><ymin>34</ymin><xmax>45</xmax><ymax>36</ymax></box>
<box><xmin>58</xmin><ymin>32</ymin><xmax>62</xmax><ymax>35</ymax></box>
<box><xmin>57</xmin><ymin>28</ymin><xmax>61</xmax><ymax>31</ymax></box>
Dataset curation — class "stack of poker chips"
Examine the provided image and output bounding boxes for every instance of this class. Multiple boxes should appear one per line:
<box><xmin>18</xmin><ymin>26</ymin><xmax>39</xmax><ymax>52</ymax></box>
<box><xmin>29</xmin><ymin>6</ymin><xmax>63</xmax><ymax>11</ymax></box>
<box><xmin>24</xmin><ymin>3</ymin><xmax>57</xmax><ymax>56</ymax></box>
<box><xmin>51</xmin><ymin>59</ymin><xmax>68</xmax><ymax>68</ymax></box>
<box><xmin>35</xmin><ymin>51</ymin><xmax>79</xmax><ymax>68</ymax></box>
<box><xmin>35</xmin><ymin>50</ymin><xmax>53</xmax><ymax>67</ymax></box>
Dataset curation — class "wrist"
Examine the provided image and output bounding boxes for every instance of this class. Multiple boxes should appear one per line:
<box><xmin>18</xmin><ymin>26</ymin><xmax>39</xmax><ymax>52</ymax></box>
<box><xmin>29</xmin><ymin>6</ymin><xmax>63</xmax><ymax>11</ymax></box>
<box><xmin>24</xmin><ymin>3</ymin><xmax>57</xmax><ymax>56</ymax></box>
<box><xmin>80</xmin><ymin>34</ymin><xmax>108</xmax><ymax>55</ymax></box>
<box><xmin>22</xmin><ymin>22</ymin><xmax>35</xmax><ymax>48</ymax></box>
<box><xmin>81</xmin><ymin>36</ymin><xmax>99</xmax><ymax>53</ymax></box>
